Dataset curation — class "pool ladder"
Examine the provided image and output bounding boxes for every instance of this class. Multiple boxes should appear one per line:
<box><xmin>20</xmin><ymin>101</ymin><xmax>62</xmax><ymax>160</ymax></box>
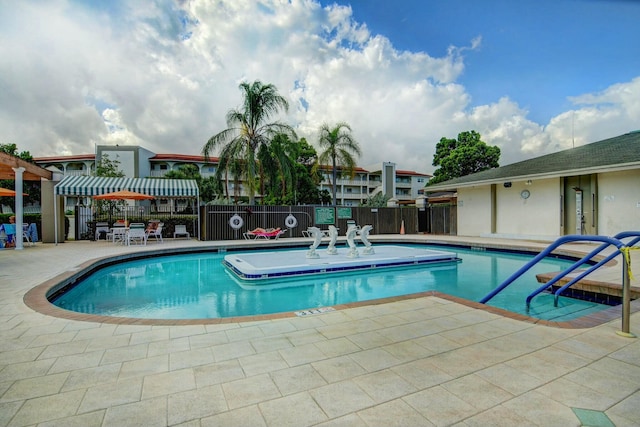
<box><xmin>479</xmin><ymin>231</ymin><xmax>640</xmax><ymax>336</ymax></box>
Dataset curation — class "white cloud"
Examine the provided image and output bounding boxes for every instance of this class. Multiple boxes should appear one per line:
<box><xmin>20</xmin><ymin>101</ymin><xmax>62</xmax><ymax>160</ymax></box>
<box><xmin>0</xmin><ymin>0</ymin><xmax>638</xmax><ymax>174</ymax></box>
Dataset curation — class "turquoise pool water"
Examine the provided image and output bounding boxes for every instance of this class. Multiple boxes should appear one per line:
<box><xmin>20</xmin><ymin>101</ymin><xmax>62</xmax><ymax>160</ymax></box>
<box><xmin>51</xmin><ymin>245</ymin><xmax>610</xmax><ymax>321</ymax></box>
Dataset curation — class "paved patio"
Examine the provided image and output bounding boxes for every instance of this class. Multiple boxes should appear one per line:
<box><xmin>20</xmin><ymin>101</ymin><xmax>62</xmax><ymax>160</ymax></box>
<box><xmin>1</xmin><ymin>236</ymin><xmax>639</xmax><ymax>426</ymax></box>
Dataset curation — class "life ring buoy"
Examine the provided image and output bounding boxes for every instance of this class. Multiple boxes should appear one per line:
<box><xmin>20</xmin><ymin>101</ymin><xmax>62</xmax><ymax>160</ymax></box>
<box><xmin>229</xmin><ymin>214</ymin><xmax>244</xmax><ymax>229</ymax></box>
<box><xmin>284</xmin><ymin>214</ymin><xmax>298</xmax><ymax>228</ymax></box>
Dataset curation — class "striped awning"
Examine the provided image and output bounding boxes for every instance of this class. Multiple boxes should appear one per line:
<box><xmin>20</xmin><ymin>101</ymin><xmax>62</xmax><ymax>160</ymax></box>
<box><xmin>54</xmin><ymin>176</ymin><xmax>199</xmax><ymax>197</ymax></box>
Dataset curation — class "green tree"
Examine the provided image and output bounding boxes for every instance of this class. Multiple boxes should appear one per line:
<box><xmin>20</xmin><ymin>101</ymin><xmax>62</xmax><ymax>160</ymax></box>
<box><xmin>315</xmin><ymin>122</ymin><xmax>361</xmax><ymax>207</ymax></box>
<box><xmin>427</xmin><ymin>131</ymin><xmax>500</xmax><ymax>186</ymax></box>
<box><xmin>292</xmin><ymin>138</ymin><xmax>325</xmax><ymax>205</ymax></box>
<box><xmin>362</xmin><ymin>192</ymin><xmax>390</xmax><ymax>208</ymax></box>
<box><xmin>202</xmin><ymin>80</ymin><xmax>296</xmax><ymax>205</ymax></box>
<box><xmin>93</xmin><ymin>154</ymin><xmax>125</xmax><ymax>216</ymax></box>
<box><xmin>164</xmin><ymin>164</ymin><xmax>220</xmax><ymax>203</ymax></box>
<box><xmin>95</xmin><ymin>154</ymin><xmax>125</xmax><ymax>178</ymax></box>
<box><xmin>258</xmin><ymin>133</ymin><xmax>296</xmax><ymax>204</ymax></box>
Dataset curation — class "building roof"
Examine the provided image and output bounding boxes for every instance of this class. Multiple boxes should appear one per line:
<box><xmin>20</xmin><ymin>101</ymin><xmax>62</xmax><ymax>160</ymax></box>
<box><xmin>33</xmin><ymin>154</ymin><xmax>95</xmax><ymax>162</ymax></box>
<box><xmin>150</xmin><ymin>154</ymin><xmax>219</xmax><ymax>163</ymax></box>
<box><xmin>396</xmin><ymin>169</ymin><xmax>431</xmax><ymax>177</ymax></box>
<box><xmin>426</xmin><ymin>131</ymin><xmax>640</xmax><ymax>191</ymax></box>
<box><xmin>54</xmin><ymin>176</ymin><xmax>199</xmax><ymax>197</ymax></box>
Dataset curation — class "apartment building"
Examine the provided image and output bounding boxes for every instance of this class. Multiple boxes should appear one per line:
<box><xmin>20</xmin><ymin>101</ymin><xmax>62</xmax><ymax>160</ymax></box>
<box><xmin>34</xmin><ymin>145</ymin><xmax>430</xmax><ymax>208</ymax></box>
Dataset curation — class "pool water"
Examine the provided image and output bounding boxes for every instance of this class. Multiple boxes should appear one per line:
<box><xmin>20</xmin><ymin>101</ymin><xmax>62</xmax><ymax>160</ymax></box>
<box><xmin>51</xmin><ymin>245</ymin><xmax>610</xmax><ymax>321</ymax></box>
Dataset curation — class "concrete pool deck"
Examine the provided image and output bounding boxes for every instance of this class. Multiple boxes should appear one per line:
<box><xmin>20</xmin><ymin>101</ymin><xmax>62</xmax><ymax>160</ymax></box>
<box><xmin>1</xmin><ymin>235</ymin><xmax>639</xmax><ymax>426</ymax></box>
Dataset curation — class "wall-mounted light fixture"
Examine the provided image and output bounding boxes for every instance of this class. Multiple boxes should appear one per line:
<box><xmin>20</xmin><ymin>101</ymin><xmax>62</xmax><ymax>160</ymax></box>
<box><xmin>503</xmin><ymin>182</ymin><xmax>512</xmax><ymax>188</ymax></box>
<box><xmin>526</xmin><ymin>180</ymin><xmax>533</xmax><ymax>186</ymax></box>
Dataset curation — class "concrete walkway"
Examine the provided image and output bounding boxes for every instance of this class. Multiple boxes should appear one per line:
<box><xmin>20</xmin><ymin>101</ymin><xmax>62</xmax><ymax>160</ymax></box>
<box><xmin>1</xmin><ymin>236</ymin><xmax>639</xmax><ymax>426</ymax></box>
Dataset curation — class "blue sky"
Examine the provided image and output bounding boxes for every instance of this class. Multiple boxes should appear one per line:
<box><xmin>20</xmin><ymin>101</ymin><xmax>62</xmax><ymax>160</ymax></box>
<box><xmin>0</xmin><ymin>0</ymin><xmax>638</xmax><ymax>173</ymax></box>
<box><xmin>341</xmin><ymin>0</ymin><xmax>640</xmax><ymax>123</ymax></box>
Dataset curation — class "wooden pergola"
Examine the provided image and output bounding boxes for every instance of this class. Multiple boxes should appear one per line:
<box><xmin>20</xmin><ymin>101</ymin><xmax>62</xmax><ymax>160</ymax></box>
<box><xmin>1</xmin><ymin>152</ymin><xmax>52</xmax><ymax>250</ymax></box>
<box><xmin>0</xmin><ymin>152</ymin><xmax>52</xmax><ymax>181</ymax></box>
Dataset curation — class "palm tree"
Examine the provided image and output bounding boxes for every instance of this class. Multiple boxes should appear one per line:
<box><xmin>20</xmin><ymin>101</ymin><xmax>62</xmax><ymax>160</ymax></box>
<box><xmin>315</xmin><ymin>122</ymin><xmax>362</xmax><ymax>206</ymax></box>
<box><xmin>202</xmin><ymin>81</ymin><xmax>295</xmax><ymax>205</ymax></box>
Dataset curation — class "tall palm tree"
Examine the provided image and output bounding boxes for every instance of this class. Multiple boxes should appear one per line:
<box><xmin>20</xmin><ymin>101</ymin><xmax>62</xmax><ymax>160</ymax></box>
<box><xmin>315</xmin><ymin>122</ymin><xmax>362</xmax><ymax>206</ymax></box>
<box><xmin>202</xmin><ymin>81</ymin><xmax>295</xmax><ymax>205</ymax></box>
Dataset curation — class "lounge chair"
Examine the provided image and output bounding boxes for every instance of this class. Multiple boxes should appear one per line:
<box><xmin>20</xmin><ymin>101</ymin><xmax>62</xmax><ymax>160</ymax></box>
<box><xmin>255</xmin><ymin>227</ymin><xmax>286</xmax><ymax>240</ymax></box>
<box><xmin>146</xmin><ymin>222</ymin><xmax>164</xmax><ymax>243</ymax></box>
<box><xmin>173</xmin><ymin>224</ymin><xmax>190</xmax><ymax>239</ymax></box>
<box><xmin>243</xmin><ymin>227</ymin><xmax>266</xmax><ymax>240</ymax></box>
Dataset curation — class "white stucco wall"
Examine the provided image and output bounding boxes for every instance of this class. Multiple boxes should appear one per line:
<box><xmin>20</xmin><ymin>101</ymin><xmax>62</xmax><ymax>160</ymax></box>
<box><xmin>597</xmin><ymin>169</ymin><xmax>640</xmax><ymax>235</ymax></box>
<box><xmin>495</xmin><ymin>179</ymin><xmax>560</xmax><ymax>237</ymax></box>
<box><xmin>457</xmin><ymin>186</ymin><xmax>493</xmax><ymax>236</ymax></box>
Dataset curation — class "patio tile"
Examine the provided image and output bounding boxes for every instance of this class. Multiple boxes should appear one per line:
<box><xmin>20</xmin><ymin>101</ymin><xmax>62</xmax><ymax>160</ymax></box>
<box><xmin>201</xmin><ymin>405</ymin><xmax>267</xmax><ymax>427</ymax></box>
<box><xmin>0</xmin><ymin>358</ymin><xmax>55</xmax><ymax>383</ymax></box>
<box><xmin>193</xmin><ymin>359</ymin><xmax>245</xmax><ymax>388</ymax></box>
<box><xmin>61</xmin><ymin>362</ymin><xmax>122</xmax><ymax>391</ymax></box>
<box><xmin>2</xmin><ymin>371</ymin><xmax>69</xmax><ymax>401</ymax></box>
<box><xmin>391</xmin><ymin>358</ymin><xmax>453</xmax><ymax>389</ymax></box>
<box><xmin>403</xmin><ymin>386</ymin><xmax>478</xmax><ymax>426</ymax></box>
<box><xmin>243</xmin><ymin>345</ymin><xmax>289</xmax><ymax>370</ymax></box>
<box><xmin>8</xmin><ymin>389</ymin><xmax>85</xmax><ymax>426</ymax></box>
<box><xmin>168</xmin><ymin>384</ymin><xmax>228</xmax><ymax>425</ymax></box>
<box><xmin>37</xmin><ymin>410</ymin><xmax>106</xmax><ymax>427</ymax></box>
<box><xmin>148</xmin><ymin>337</ymin><xmax>191</xmax><ymax>356</ymax></box>
<box><xmin>357</xmin><ymin>399</ymin><xmax>433</xmax><ymax>427</ymax></box>
<box><xmin>441</xmin><ymin>373</ymin><xmax>514</xmax><ymax>410</ymax></box>
<box><xmin>310</xmin><ymin>380</ymin><xmax>376</xmax><ymax>419</ymax></box>
<box><xmin>77</xmin><ymin>377</ymin><xmax>143</xmax><ymax>413</ymax></box>
<box><xmin>48</xmin><ymin>349</ymin><xmax>104</xmax><ymax>374</ymax></box>
<box><xmin>222</xmin><ymin>374</ymin><xmax>281</xmax><ymax>409</ymax></box>
<box><xmin>169</xmin><ymin>347</ymin><xmax>215</xmax><ymax>370</ymax></box>
<box><xmin>103</xmin><ymin>396</ymin><xmax>167</xmax><ymax>427</ymax></box>
<box><xmin>500</xmin><ymin>391</ymin><xmax>581</xmax><ymax>426</ymax></box>
<box><xmin>349</xmin><ymin>348</ymin><xmax>402</xmax><ymax>372</ymax></box>
<box><xmin>259</xmin><ymin>391</ymin><xmax>328</xmax><ymax>427</ymax></box>
<box><xmin>188</xmin><ymin>331</ymin><xmax>229</xmax><ymax>349</ymax></box>
<box><xmin>101</xmin><ymin>343</ymin><xmax>149</xmax><ymax>365</ymax></box>
<box><xmin>313</xmin><ymin>355</ymin><xmax>367</xmax><ymax>383</ymax></box>
<box><xmin>353</xmin><ymin>369</ymin><xmax>417</xmax><ymax>403</ymax></box>
<box><xmin>270</xmin><ymin>364</ymin><xmax>327</xmax><ymax>395</ymax></box>
<box><xmin>119</xmin><ymin>354</ymin><xmax>168</xmax><ymax>380</ymax></box>
<box><xmin>141</xmin><ymin>368</ymin><xmax>196</xmax><ymax>399</ymax></box>
<box><xmin>279</xmin><ymin>342</ymin><xmax>327</xmax><ymax>366</ymax></box>
<box><xmin>211</xmin><ymin>341</ymin><xmax>256</xmax><ymax>362</ymax></box>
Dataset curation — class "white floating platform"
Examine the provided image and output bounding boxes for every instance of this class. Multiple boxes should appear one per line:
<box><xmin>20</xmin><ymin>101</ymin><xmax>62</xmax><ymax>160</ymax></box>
<box><xmin>223</xmin><ymin>245</ymin><xmax>460</xmax><ymax>281</ymax></box>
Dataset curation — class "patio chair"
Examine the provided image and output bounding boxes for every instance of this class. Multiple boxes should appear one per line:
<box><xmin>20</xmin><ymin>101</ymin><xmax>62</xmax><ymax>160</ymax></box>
<box><xmin>127</xmin><ymin>226</ymin><xmax>147</xmax><ymax>246</ymax></box>
<box><xmin>173</xmin><ymin>224</ymin><xmax>190</xmax><ymax>239</ymax></box>
<box><xmin>147</xmin><ymin>222</ymin><xmax>164</xmax><ymax>243</ymax></box>
<box><xmin>22</xmin><ymin>223</ymin><xmax>34</xmax><ymax>246</ymax></box>
<box><xmin>95</xmin><ymin>222</ymin><xmax>110</xmax><ymax>240</ymax></box>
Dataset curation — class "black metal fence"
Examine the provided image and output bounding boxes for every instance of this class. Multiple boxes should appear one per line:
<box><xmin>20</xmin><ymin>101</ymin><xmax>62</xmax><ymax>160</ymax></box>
<box><xmin>74</xmin><ymin>205</ymin><xmax>197</xmax><ymax>241</ymax></box>
<box><xmin>200</xmin><ymin>205</ymin><xmax>419</xmax><ymax>241</ymax></box>
<box><xmin>74</xmin><ymin>203</ymin><xmax>458</xmax><ymax>241</ymax></box>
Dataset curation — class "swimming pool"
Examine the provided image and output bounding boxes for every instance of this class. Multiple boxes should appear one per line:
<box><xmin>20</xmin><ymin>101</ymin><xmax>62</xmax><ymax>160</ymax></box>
<box><xmin>49</xmin><ymin>244</ymin><xmax>612</xmax><ymax>321</ymax></box>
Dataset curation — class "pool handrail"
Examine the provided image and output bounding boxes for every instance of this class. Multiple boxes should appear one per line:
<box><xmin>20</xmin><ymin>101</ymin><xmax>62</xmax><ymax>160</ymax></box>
<box><xmin>549</xmin><ymin>233</ymin><xmax>640</xmax><ymax>307</ymax></box>
<box><xmin>479</xmin><ymin>234</ymin><xmax>626</xmax><ymax>305</ymax></box>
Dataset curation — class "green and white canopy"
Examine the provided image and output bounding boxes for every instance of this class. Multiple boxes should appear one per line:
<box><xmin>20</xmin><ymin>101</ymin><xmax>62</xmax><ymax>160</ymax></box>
<box><xmin>55</xmin><ymin>176</ymin><xmax>199</xmax><ymax>197</ymax></box>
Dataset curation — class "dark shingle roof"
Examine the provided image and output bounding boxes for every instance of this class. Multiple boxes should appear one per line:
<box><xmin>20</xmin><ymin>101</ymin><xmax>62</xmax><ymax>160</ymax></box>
<box><xmin>426</xmin><ymin>131</ymin><xmax>640</xmax><ymax>191</ymax></box>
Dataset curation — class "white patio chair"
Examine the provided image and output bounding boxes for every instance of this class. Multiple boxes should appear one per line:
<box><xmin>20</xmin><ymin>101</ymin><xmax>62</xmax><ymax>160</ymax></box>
<box><xmin>173</xmin><ymin>224</ymin><xmax>190</xmax><ymax>239</ymax></box>
<box><xmin>147</xmin><ymin>222</ymin><xmax>164</xmax><ymax>243</ymax></box>
<box><xmin>127</xmin><ymin>227</ymin><xmax>147</xmax><ymax>246</ymax></box>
